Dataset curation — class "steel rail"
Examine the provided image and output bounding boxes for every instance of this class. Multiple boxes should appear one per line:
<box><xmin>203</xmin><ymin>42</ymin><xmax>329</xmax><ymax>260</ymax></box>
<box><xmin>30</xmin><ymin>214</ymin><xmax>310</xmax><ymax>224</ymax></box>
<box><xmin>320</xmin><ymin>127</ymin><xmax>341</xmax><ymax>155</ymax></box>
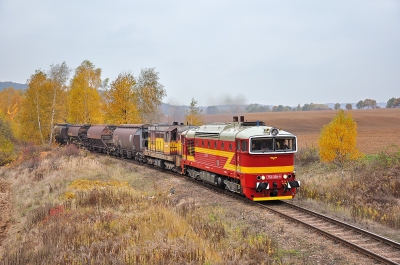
<box><xmin>260</xmin><ymin>201</ymin><xmax>400</xmax><ymax>265</ymax></box>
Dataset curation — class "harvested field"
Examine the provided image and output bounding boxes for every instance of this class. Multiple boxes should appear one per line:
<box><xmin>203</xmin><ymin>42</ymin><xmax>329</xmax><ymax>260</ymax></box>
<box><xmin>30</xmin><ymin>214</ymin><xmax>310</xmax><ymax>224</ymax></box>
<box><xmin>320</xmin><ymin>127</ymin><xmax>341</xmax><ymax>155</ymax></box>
<box><xmin>203</xmin><ymin>108</ymin><xmax>400</xmax><ymax>154</ymax></box>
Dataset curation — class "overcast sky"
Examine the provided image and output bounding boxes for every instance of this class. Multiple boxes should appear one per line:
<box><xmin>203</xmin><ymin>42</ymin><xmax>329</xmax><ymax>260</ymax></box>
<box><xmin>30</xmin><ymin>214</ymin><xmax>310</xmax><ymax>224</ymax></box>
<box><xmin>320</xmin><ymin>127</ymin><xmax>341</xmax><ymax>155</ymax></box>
<box><xmin>1</xmin><ymin>1</ymin><xmax>399</xmax><ymax>107</ymax></box>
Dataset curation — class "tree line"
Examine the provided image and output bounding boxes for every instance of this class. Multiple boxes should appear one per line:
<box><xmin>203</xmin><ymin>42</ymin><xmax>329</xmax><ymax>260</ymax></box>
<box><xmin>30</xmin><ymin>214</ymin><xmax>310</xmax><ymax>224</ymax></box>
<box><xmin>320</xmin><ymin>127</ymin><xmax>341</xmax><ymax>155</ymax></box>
<box><xmin>0</xmin><ymin>60</ymin><xmax>166</xmax><ymax>148</ymax></box>
<box><xmin>208</xmin><ymin>97</ymin><xmax>400</xmax><ymax>114</ymax></box>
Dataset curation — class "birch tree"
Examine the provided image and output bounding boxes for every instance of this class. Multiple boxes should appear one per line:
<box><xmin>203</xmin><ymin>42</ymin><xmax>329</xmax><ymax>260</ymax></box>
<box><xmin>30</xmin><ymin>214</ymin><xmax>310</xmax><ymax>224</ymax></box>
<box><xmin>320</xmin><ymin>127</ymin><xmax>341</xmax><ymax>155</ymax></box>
<box><xmin>104</xmin><ymin>72</ymin><xmax>141</xmax><ymax>124</ymax></box>
<box><xmin>47</xmin><ymin>62</ymin><xmax>71</xmax><ymax>145</ymax></box>
<box><xmin>68</xmin><ymin>60</ymin><xmax>103</xmax><ymax>124</ymax></box>
<box><xmin>136</xmin><ymin>68</ymin><xmax>166</xmax><ymax>123</ymax></box>
<box><xmin>19</xmin><ymin>70</ymin><xmax>51</xmax><ymax>145</ymax></box>
<box><xmin>318</xmin><ymin>110</ymin><xmax>362</xmax><ymax>176</ymax></box>
<box><xmin>184</xmin><ymin>98</ymin><xmax>203</xmax><ymax>126</ymax></box>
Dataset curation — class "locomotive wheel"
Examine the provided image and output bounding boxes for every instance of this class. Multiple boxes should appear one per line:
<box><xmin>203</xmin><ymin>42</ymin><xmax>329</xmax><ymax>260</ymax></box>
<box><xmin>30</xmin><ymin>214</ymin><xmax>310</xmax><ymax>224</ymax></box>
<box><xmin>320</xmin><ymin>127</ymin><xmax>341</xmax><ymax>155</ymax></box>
<box><xmin>217</xmin><ymin>176</ymin><xmax>225</xmax><ymax>188</ymax></box>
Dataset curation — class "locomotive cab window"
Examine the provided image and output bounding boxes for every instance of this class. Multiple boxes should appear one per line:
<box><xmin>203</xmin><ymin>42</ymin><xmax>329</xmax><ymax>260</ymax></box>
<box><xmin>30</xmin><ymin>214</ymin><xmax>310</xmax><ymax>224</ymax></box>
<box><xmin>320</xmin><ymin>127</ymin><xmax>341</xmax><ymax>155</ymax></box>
<box><xmin>275</xmin><ymin>138</ymin><xmax>296</xmax><ymax>151</ymax></box>
<box><xmin>250</xmin><ymin>137</ymin><xmax>296</xmax><ymax>153</ymax></box>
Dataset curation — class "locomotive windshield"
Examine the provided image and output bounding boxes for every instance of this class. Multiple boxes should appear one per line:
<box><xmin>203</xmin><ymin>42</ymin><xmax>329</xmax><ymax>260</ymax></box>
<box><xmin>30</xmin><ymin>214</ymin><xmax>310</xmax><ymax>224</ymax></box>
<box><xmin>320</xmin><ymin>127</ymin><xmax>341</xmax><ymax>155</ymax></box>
<box><xmin>250</xmin><ymin>137</ymin><xmax>296</xmax><ymax>153</ymax></box>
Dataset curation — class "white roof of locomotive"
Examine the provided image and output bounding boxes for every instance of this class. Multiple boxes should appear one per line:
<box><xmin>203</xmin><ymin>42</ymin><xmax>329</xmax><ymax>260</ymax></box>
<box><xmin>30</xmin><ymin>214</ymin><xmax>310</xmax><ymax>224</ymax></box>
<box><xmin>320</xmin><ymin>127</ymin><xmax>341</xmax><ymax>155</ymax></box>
<box><xmin>184</xmin><ymin>122</ymin><xmax>295</xmax><ymax>141</ymax></box>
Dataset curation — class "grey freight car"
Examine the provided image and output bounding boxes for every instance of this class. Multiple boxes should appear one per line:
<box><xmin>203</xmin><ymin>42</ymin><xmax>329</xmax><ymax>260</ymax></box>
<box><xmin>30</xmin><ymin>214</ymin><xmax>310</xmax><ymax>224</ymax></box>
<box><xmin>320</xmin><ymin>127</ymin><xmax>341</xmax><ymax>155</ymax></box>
<box><xmin>112</xmin><ymin>124</ymin><xmax>150</xmax><ymax>160</ymax></box>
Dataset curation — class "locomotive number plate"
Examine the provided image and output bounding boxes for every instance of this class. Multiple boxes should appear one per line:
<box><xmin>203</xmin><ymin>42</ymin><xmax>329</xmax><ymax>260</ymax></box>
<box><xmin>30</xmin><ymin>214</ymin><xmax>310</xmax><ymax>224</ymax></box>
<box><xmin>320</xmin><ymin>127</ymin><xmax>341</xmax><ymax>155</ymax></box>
<box><xmin>266</xmin><ymin>174</ymin><xmax>281</xmax><ymax>179</ymax></box>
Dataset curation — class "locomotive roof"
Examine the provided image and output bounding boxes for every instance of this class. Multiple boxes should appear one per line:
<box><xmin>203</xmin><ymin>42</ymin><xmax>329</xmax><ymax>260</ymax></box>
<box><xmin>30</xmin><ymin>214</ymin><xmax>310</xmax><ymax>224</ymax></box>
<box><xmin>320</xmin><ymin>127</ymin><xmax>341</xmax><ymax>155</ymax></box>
<box><xmin>184</xmin><ymin>122</ymin><xmax>295</xmax><ymax>141</ymax></box>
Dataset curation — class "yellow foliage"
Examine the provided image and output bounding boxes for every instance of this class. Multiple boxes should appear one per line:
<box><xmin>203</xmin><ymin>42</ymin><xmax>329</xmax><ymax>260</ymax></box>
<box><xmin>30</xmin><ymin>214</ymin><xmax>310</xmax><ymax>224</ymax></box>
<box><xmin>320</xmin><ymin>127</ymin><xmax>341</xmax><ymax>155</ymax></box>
<box><xmin>6</xmin><ymin>102</ymin><xmax>18</xmax><ymax>121</ymax></box>
<box><xmin>18</xmin><ymin>70</ymin><xmax>52</xmax><ymax>144</ymax></box>
<box><xmin>0</xmin><ymin>114</ymin><xmax>15</xmax><ymax>165</ymax></box>
<box><xmin>104</xmin><ymin>72</ymin><xmax>141</xmax><ymax>124</ymax></box>
<box><xmin>62</xmin><ymin>191</ymin><xmax>76</xmax><ymax>200</ymax></box>
<box><xmin>68</xmin><ymin>60</ymin><xmax>104</xmax><ymax>124</ymax></box>
<box><xmin>0</xmin><ymin>87</ymin><xmax>23</xmax><ymax>119</ymax></box>
<box><xmin>318</xmin><ymin>110</ymin><xmax>362</xmax><ymax>169</ymax></box>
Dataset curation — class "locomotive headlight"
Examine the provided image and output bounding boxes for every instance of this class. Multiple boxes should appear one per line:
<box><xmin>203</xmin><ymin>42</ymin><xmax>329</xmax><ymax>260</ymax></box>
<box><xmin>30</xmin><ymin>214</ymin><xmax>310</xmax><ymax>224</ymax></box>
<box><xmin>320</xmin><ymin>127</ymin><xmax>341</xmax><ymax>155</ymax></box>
<box><xmin>261</xmin><ymin>175</ymin><xmax>265</xmax><ymax>180</ymax></box>
<box><xmin>271</xmin><ymin>128</ymin><xmax>279</xmax><ymax>136</ymax></box>
<box><xmin>283</xmin><ymin>174</ymin><xmax>288</xmax><ymax>179</ymax></box>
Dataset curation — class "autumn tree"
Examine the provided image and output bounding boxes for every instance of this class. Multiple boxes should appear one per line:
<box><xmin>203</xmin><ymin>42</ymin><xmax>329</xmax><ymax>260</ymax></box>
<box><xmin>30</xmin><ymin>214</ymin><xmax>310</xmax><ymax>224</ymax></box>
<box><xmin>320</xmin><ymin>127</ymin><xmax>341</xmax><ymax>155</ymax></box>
<box><xmin>184</xmin><ymin>98</ymin><xmax>203</xmax><ymax>125</ymax></box>
<box><xmin>356</xmin><ymin>100</ymin><xmax>364</xmax><ymax>109</ymax></box>
<box><xmin>136</xmin><ymin>68</ymin><xmax>166</xmax><ymax>123</ymax></box>
<box><xmin>0</xmin><ymin>87</ymin><xmax>23</xmax><ymax>121</ymax></box>
<box><xmin>68</xmin><ymin>60</ymin><xmax>103</xmax><ymax>124</ymax></box>
<box><xmin>387</xmin><ymin>97</ymin><xmax>400</xmax><ymax>108</ymax></box>
<box><xmin>0</xmin><ymin>114</ymin><xmax>15</xmax><ymax>165</ymax></box>
<box><xmin>363</xmin><ymin>99</ymin><xmax>377</xmax><ymax>109</ymax></box>
<box><xmin>47</xmin><ymin>62</ymin><xmax>71</xmax><ymax>145</ymax></box>
<box><xmin>104</xmin><ymin>72</ymin><xmax>141</xmax><ymax>124</ymax></box>
<box><xmin>394</xmin><ymin>98</ymin><xmax>400</xmax><ymax>108</ymax></box>
<box><xmin>318</xmin><ymin>110</ymin><xmax>362</xmax><ymax>176</ymax></box>
<box><xmin>386</xmin><ymin>97</ymin><xmax>395</xmax><ymax>108</ymax></box>
<box><xmin>345</xmin><ymin>103</ymin><xmax>352</xmax><ymax>110</ymax></box>
<box><xmin>18</xmin><ymin>70</ymin><xmax>52</xmax><ymax>144</ymax></box>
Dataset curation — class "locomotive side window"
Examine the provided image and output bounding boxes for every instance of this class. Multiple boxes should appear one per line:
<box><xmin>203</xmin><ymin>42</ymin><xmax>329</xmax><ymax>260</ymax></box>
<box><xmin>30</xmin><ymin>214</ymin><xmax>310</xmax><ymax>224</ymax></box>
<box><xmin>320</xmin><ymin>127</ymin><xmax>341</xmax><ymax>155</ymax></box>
<box><xmin>241</xmin><ymin>140</ymin><xmax>247</xmax><ymax>152</ymax></box>
<box><xmin>208</xmin><ymin>141</ymin><xmax>210</xmax><ymax>148</ymax></box>
<box><xmin>171</xmin><ymin>130</ymin><xmax>177</xmax><ymax>141</ymax></box>
<box><xmin>229</xmin><ymin>143</ymin><xmax>232</xmax><ymax>151</ymax></box>
<box><xmin>221</xmin><ymin>142</ymin><xmax>225</xmax><ymax>150</ymax></box>
<box><xmin>214</xmin><ymin>142</ymin><xmax>217</xmax><ymax>149</ymax></box>
<box><xmin>202</xmin><ymin>140</ymin><xmax>204</xmax><ymax>147</ymax></box>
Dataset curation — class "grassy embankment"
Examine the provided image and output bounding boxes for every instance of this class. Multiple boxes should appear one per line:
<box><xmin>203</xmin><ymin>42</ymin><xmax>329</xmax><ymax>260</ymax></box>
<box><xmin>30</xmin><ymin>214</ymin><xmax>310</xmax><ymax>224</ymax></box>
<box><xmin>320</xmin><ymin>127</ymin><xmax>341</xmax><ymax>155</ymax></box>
<box><xmin>1</xmin><ymin>145</ymin><xmax>282</xmax><ymax>265</ymax></box>
<box><xmin>295</xmin><ymin>144</ymin><xmax>400</xmax><ymax>239</ymax></box>
<box><xmin>1</xmin><ymin>143</ymin><xmax>399</xmax><ymax>264</ymax></box>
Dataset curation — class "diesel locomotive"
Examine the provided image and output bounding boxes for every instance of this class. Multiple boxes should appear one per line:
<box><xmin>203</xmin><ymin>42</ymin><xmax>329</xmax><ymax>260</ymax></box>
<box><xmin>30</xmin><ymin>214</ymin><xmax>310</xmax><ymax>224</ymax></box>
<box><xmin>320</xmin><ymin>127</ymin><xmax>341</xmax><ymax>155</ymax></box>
<box><xmin>53</xmin><ymin>116</ymin><xmax>300</xmax><ymax>201</ymax></box>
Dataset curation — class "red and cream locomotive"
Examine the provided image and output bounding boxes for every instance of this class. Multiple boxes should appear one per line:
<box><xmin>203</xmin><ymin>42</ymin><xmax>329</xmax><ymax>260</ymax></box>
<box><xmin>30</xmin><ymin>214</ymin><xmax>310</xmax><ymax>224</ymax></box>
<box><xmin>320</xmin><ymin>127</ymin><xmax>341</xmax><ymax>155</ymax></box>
<box><xmin>181</xmin><ymin>116</ymin><xmax>300</xmax><ymax>201</ymax></box>
<box><xmin>54</xmin><ymin>116</ymin><xmax>300</xmax><ymax>201</ymax></box>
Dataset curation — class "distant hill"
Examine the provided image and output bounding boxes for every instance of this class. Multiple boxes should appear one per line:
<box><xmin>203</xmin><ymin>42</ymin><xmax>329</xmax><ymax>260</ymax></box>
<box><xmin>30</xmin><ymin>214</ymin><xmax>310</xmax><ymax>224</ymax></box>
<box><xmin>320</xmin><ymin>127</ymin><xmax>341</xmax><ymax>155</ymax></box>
<box><xmin>0</xmin><ymin>82</ymin><xmax>387</xmax><ymax>110</ymax></box>
<box><xmin>0</xmin><ymin>82</ymin><xmax>28</xmax><ymax>91</ymax></box>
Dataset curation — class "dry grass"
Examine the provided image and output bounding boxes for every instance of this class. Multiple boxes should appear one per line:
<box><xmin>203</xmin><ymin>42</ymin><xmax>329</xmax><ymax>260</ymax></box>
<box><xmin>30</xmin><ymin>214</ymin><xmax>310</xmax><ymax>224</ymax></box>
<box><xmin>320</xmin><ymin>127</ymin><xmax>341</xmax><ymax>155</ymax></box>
<box><xmin>1</xmin><ymin>149</ymin><xmax>278</xmax><ymax>264</ymax></box>
<box><xmin>295</xmin><ymin>145</ymin><xmax>400</xmax><ymax>235</ymax></box>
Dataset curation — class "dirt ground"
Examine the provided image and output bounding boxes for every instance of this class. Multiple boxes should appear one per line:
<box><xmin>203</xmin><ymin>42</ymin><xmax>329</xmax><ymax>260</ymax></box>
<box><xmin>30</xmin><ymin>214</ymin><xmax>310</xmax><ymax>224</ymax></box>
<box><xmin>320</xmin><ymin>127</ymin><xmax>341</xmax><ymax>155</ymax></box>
<box><xmin>203</xmin><ymin>108</ymin><xmax>400</xmax><ymax>154</ymax></box>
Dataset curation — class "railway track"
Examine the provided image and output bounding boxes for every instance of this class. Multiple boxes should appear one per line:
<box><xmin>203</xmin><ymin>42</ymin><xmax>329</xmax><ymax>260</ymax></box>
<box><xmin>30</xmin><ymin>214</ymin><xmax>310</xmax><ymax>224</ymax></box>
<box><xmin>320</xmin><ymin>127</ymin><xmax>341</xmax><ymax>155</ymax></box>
<box><xmin>175</xmin><ymin>170</ymin><xmax>400</xmax><ymax>264</ymax></box>
<box><xmin>259</xmin><ymin>201</ymin><xmax>400</xmax><ymax>265</ymax></box>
